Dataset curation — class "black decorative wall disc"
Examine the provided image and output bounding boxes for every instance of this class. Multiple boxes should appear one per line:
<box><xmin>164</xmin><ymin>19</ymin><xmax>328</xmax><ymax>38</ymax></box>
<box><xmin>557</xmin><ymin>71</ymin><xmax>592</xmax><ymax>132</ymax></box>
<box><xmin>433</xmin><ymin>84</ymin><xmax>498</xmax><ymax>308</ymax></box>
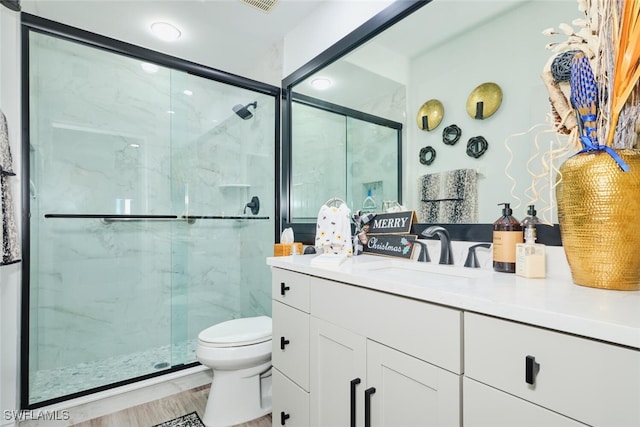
<box><xmin>419</xmin><ymin>146</ymin><xmax>437</xmax><ymax>165</ymax></box>
<box><xmin>442</xmin><ymin>124</ymin><xmax>461</xmax><ymax>145</ymax></box>
<box><xmin>466</xmin><ymin>136</ymin><xmax>488</xmax><ymax>158</ymax></box>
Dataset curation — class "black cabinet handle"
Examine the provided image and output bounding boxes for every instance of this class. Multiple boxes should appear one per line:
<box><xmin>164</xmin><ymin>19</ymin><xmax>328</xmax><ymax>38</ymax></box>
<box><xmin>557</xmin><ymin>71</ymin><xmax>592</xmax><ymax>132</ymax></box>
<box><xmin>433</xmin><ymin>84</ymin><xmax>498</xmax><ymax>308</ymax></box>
<box><xmin>280</xmin><ymin>411</ymin><xmax>290</xmax><ymax>425</ymax></box>
<box><xmin>350</xmin><ymin>378</ymin><xmax>361</xmax><ymax>427</ymax></box>
<box><xmin>280</xmin><ymin>336</ymin><xmax>290</xmax><ymax>350</ymax></box>
<box><xmin>280</xmin><ymin>282</ymin><xmax>290</xmax><ymax>296</ymax></box>
<box><xmin>525</xmin><ymin>355</ymin><xmax>540</xmax><ymax>385</ymax></box>
<box><xmin>364</xmin><ymin>387</ymin><xmax>376</xmax><ymax>427</ymax></box>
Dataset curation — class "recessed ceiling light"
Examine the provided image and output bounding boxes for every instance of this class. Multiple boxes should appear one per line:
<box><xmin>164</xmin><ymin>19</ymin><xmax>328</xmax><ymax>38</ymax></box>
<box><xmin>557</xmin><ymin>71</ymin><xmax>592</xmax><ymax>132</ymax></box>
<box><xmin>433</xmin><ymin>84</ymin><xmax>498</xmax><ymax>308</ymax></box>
<box><xmin>310</xmin><ymin>77</ymin><xmax>332</xmax><ymax>90</ymax></box>
<box><xmin>141</xmin><ymin>62</ymin><xmax>159</xmax><ymax>73</ymax></box>
<box><xmin>183</xmin><ymin>89</ymin><xmax>193</xmax><ymax>96</ymax></box>
<box><xmin>150</xmin><ymin>22</ymin><xmax>181</xmax><ymax>41</ymax></box>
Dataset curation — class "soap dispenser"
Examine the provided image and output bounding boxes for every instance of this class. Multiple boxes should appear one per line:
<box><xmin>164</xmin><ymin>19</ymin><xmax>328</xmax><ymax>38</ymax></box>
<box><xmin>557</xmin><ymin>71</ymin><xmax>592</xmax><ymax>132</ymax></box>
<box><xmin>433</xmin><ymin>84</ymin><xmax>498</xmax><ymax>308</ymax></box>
<box><xmin>521</xmin><ymin>204</ymin><xmax>541</xmax><ymax>228</ymax></box>
<box><xmin>516</xmin><ymin>224</ymin><xmax>546</xmax><ymax>278</ymax></box>
<box><xmin>493</xmin><ymin>202</ymin><xmax>523</xmax><ymax>273</ymax></box>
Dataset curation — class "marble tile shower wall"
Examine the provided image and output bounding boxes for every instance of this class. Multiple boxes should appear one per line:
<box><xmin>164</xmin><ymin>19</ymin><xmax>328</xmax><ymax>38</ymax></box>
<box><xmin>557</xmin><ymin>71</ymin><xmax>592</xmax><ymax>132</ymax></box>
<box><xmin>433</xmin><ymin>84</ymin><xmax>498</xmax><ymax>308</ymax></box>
<box><xmin>291</xmin><ymin>104</ymin><xmax>346</xmax><ymax>219</ymax></box>
<box><xmin>291</xmin><ymin>85</ymin><xmax>404</xmax><ymax>219</ymax></box>
<box><xmin>28</xmin><ymin>33</ymin><xmax>275</xmax><ymax>377</ymax></box>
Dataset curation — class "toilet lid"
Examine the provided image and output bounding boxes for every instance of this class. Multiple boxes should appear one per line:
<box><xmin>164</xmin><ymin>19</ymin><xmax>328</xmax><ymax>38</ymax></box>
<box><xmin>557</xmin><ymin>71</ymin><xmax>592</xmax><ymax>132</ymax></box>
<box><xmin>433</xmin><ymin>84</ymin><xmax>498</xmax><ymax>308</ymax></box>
<box><xmin>198</xmin><ymin>316</ymin><xmax>272</xmax><ymax>347</ymax></box>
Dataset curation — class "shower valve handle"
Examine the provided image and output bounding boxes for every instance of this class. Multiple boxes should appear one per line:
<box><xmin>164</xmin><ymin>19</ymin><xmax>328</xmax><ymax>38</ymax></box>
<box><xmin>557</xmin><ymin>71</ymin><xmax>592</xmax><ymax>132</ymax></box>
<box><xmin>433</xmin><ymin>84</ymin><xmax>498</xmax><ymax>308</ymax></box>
<box><xmin>280</xmin><ymin>336</ymin><xmax>290</xmax><ymax>350</ymax></box>
<box><xmin>280</xmin><ymin>411</ymin><xmax>290</xmax><ymax>425</ymax></box>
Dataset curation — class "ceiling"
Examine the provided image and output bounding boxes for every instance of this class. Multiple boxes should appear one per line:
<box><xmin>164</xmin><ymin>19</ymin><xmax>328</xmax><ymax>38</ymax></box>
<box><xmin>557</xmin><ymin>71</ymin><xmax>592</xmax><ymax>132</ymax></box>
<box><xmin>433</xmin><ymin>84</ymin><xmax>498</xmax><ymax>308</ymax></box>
<box><xmin>295</xmin><ymin>0</ymin><xmax>531</xmax><ymax>109</ymax></box>
<box><xmin>20</xmin><ymin>0</ymin><xmax>327</xmax><ymax>81</ymax></box>
<box><xmin>18</xmin><ymin>0</ymin><xmax>533</xmax><ymax>93</ymax></box>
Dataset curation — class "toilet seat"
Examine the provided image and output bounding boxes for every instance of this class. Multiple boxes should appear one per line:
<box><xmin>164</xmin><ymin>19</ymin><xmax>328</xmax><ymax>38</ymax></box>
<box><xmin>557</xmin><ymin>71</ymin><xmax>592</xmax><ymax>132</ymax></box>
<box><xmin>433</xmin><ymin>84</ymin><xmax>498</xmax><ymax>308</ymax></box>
<box><xmin>198</xmin><ymin>316</ymin><xmax>271</xmax><ymax>348</ymax></box>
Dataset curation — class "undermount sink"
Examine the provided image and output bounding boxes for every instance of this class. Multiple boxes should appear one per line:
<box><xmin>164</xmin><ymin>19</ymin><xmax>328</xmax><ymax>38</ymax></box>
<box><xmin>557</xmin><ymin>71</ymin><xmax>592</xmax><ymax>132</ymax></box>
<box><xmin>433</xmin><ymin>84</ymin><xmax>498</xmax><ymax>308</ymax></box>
<box><xmin>355</xmin><ymin>259</ymin><xmax>491</xmax><ymax>279</ymax></box>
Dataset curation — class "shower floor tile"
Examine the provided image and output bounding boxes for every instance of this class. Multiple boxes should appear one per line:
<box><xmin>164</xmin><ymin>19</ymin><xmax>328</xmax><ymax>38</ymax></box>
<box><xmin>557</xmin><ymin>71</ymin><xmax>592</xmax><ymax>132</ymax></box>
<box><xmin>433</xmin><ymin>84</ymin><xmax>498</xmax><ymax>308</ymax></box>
<box><xmin>30</xmin><ymin>339</ymin><xmax>197</xmax><ymax>404</ymax></box>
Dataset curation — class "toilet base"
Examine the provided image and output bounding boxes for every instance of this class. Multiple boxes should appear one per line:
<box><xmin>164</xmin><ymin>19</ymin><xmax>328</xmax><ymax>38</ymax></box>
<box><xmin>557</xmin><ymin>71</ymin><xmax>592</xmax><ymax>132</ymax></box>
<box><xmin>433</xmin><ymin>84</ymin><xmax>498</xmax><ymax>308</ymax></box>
<box><xmin>202</xmin><ymin>363</ymin><xmax>272</xmax><ymax>427</ymax></box>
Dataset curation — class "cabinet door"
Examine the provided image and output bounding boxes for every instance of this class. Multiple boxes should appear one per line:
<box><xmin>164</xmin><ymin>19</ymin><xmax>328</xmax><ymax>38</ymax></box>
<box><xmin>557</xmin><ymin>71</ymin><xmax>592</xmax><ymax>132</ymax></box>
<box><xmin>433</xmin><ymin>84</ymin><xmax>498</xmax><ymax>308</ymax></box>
<box><xmin>310</xmin><ymin>317</ymin><xmax>367</xmax><ymax>427</ymax></box>
<box><xmin>272</xmin><ymin>300</ymin><xmax>310</xmax><ymax>391</ymax></box>
<box><xmin>366</xmin><ymin>340</ymin><xmax>461</xmax><ymax>427</ymax></box>
<box><xmin>463</xmin><ymin>377</ymin><xmax>586</xmax><ymax>427</ymax></box>
<box><xmin>272</xmin><ymin>368</ymin><xmax>309</xmax><ymax>427</ymax></box>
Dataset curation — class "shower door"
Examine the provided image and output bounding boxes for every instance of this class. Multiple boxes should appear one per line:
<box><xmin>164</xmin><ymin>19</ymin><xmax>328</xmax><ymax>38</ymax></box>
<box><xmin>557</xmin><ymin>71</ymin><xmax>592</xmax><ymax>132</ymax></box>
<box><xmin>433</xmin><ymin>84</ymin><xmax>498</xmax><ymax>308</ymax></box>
<box><xmin>24</xmin><ymin>22</ymin><xmax>276</xmax><ymax>408</ymax></box>
<box><xmin>290</xmin><ymin>99</ymin><xmax>401</xmax><ymax>221</ymax></box>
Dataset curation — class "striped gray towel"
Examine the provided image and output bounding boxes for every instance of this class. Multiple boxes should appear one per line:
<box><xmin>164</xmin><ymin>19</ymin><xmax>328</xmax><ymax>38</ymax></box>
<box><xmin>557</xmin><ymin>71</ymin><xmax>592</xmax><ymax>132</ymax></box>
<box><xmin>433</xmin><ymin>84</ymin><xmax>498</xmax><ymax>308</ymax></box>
<box><xmin>420</xmin><ymin>169</ymin><xmax>477</xmax><ymax>223</ymax></box>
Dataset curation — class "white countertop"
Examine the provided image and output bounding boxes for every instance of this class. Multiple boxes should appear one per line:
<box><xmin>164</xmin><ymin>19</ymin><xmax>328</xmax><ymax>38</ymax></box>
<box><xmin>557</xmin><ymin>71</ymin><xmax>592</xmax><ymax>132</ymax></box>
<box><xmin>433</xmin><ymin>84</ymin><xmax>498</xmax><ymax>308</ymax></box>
<box><xmin>267</xmin><ymin>252</ymin><xmax>640</xmax><ymax>349</ymax></box>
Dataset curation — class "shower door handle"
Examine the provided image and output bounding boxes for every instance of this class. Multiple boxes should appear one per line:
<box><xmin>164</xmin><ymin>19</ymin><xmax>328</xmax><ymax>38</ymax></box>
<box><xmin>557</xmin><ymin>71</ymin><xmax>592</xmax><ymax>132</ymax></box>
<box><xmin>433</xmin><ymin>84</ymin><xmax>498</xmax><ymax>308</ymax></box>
<box><xmin>280</xmin><ymin>336</ymin><xmax>290</xmax><ymax>350</ymax></box>
<box><xmin>280</xmin><ymin>282</ymin><xmax>290</xmax><ymax>296</ymax></box>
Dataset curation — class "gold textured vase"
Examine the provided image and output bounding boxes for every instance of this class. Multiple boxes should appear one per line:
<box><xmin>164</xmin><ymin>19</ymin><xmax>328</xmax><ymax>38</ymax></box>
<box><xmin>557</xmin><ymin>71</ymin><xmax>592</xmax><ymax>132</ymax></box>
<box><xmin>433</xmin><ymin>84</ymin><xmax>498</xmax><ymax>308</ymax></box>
<box><xmin>556</xmin><ymin>149</ymin><xmax>640</xmax><ymax>290</ymax></box>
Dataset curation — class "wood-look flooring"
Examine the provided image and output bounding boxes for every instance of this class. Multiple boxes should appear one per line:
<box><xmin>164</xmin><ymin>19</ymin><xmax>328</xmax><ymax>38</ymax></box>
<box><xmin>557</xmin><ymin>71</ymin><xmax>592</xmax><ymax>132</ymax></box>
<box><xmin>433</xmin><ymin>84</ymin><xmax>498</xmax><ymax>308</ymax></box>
<box><xmin>71</xmin><ymin>385</ymin><xmax>272</xmax><ymax>427</ymax></box>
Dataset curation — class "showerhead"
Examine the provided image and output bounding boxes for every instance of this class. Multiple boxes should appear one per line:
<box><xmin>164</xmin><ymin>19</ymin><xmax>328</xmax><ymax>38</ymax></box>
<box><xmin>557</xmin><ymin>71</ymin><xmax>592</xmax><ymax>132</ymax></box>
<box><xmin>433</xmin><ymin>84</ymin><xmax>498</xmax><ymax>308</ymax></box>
<box><xmin>232</xmin><ymin>101</ymin><xmax>257</xmax><ymax>120</ymax></box>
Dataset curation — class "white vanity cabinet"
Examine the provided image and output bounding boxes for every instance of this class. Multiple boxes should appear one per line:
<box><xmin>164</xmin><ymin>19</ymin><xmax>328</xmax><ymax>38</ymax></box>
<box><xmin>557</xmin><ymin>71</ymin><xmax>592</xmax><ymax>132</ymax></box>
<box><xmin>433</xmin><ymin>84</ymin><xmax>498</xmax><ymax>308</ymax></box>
<box><xmin>464</xmin><ymin>312</ymin><xmax>640</xmax><ymax>427</ymax></box>
<box><xmin>269</xmin><ymin>255</ymin><xmax>640</xmax><ymax>427</ymax></box>
<box><xmin>271</xmin><ymin>268</ymin><xmax>311</xmax><ymax>427</ymax></box>
<box><xmin>309</xmin><ymin>276</ymin><xmax>462</xmax><ymax>427</ymax></box>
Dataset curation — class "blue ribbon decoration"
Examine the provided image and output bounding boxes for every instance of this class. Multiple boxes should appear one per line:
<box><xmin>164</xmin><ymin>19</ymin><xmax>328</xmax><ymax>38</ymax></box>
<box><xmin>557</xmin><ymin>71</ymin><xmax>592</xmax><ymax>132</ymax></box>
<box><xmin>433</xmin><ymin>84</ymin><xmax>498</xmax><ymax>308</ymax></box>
<box><xmin>575</xmin><ymin>135</ymin><xmax>630</xmax><ymax>172</ymax></box>
<box><xmin>579</xmin><ymin>113</ymin><xmax>598</xmax><ymax>143</ymax></box>
<box><xmin>568</xmin><ymin>52</ymin><xmax>629</xmax><ymax>172</ymax></box>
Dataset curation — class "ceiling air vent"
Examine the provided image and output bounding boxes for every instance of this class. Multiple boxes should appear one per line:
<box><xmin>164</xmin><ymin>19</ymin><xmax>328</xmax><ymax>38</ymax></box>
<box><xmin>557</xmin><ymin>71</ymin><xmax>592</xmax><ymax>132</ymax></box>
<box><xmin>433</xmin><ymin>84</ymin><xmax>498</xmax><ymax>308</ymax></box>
<box><xmin>238</xmin><ymin>0</ymin><xmax>279</xmax><ymax>13</ymax></box>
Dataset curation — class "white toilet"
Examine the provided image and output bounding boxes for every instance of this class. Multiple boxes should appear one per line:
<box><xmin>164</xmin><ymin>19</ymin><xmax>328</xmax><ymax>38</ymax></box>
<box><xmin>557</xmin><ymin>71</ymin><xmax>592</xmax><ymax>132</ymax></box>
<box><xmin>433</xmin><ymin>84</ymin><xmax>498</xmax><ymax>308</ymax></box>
<box><xmin>196</xmin><ymin>316</ymin><xmax>272</xmax><ymax>427</ymax></box>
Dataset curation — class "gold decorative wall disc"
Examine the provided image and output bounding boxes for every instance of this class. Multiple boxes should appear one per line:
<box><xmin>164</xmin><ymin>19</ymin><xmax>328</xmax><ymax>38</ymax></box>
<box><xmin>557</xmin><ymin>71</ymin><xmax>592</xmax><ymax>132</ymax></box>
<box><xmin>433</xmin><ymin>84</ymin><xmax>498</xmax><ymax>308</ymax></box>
<box><xmin>466</xmin><ymin>82</ymin><xmax>503</xmax><ymax>119</ymax></box>
<box><xmin>416</xmin><ymin>99</ymin><xmax>444</xmax><ymax>131</ymax></box>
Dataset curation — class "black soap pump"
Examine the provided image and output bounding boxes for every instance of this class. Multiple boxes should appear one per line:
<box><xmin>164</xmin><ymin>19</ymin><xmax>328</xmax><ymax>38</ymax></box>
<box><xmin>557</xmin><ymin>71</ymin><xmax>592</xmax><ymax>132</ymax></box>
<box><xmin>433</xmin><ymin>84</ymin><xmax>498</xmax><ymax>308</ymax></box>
<box><xmin>493</xmin><ymin>203</ymin><xmax>523</xmax><ymax>273</ymax></box>
<box><xmin>521</xmin><ymin>205</ymin><xmax>541</xmax><ymax>228</ymax></box>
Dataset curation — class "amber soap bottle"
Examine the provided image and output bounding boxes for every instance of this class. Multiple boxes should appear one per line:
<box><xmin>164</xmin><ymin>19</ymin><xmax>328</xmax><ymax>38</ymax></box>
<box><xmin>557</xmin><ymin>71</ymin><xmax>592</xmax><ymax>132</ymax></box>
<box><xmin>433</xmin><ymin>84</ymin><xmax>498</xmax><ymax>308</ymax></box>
<box><xmin>493</xmin><ymin>203</ymin><xmax>523</xmax><ymax>273</ymax></box>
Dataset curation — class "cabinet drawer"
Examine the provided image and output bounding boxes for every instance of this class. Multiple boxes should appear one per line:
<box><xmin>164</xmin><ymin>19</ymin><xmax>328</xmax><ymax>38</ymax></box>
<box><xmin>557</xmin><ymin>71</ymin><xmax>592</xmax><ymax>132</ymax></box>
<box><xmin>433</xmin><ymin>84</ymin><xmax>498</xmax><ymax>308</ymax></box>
<box><xmin>465</xmin><ymin>312</ymin><xmax>640</xmax><ymax>427</ymax></box>
<box><xmin>463</xmin><ymin>377</ymin><xmax>586</xmax><ymax>427</ymax></box>
<box><xmin>272</xmin><ymin>300</ymin><xmax>310</xmax><ymax>391</ymax></box>
<box><xmin>273</xmin><ymin>368</ymin><xmax>310</xmax><ymax>427</ymax></box>
<box><xmin>272</xmin><ymin>268</ymin><xmax>310</xmax><ymax>312</ymax></box>
<box><xmin>310</xmin><ymin>277</ymin><xmax>462</xmax><ymax>374</ymax></box>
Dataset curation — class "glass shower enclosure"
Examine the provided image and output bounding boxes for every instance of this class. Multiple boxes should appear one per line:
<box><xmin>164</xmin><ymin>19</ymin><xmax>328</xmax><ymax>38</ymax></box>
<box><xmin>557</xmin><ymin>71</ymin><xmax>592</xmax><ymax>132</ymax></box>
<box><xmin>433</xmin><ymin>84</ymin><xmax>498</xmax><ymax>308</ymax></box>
<box><xmin>22</xmin><ymin>20</ymin><xmax>276</xmax><ymax>407</ymax></box>
<box><xmin>290</xmin><ymin>98</ymin><xmax>401</xmax><ymax>221</ymax></box>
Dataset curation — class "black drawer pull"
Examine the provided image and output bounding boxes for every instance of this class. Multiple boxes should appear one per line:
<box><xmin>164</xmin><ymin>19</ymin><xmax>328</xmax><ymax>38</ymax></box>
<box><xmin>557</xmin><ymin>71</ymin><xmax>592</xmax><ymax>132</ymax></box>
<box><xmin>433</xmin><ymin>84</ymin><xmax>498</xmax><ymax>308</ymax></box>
<box><xmin>280</xmin><ymin>282</ymin><xmax>290</xmax><ymax>296</ymax></box>
<box><xmin>280</xmin><ymin>411</ymin><xmax>290</xmax><ymax>425</ymax></box>
<box><xmin>280</xmin><ymin>336</ymin><xmax>290</xmax><ymax>350</ymax></box>
<box><xmin>364</xmin><ymin>387</ymin><xmax>376</xmax><ymax>427</ymax></box>
<box><xmin>350</xmin><ymin>378</ymin><xmax>361</xmax><ymax>427</ymax></box>
<box><xmin>525</xmin><ymin>355</ymin><xmax>540</xmax><ymax>385</ymax></box>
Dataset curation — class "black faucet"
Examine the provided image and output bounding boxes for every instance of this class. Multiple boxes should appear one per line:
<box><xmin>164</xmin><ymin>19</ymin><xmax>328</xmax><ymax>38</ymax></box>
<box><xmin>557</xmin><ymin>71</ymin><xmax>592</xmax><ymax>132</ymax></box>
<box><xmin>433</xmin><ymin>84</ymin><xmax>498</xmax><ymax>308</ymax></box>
<box><xmin>413</xmin><ymin>240</ymin><xmax>431</xmax><ymax>262</ymax></box>
<box><xmin>464</xmin><ymin>243</ymin><xmax>491</xmax><ymax>268</ymax></box>
<box><xmin>421</xmin><ymin>226</ymin><xmax>453</xmax><ymax>265</ymax></box>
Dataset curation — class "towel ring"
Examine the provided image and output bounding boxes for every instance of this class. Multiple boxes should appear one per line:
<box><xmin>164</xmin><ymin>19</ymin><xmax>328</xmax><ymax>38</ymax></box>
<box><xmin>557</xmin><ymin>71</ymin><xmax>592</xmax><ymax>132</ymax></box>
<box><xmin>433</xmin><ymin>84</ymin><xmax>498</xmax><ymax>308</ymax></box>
<box><xmin>324</xmin><ymin>197</ymin><xmax>346</xmax><ymax>207</ymax></box>
<box><xmin>419</xmin><ymin>146</ymin><xmax>436</xmax><ymax>165</ymax></box>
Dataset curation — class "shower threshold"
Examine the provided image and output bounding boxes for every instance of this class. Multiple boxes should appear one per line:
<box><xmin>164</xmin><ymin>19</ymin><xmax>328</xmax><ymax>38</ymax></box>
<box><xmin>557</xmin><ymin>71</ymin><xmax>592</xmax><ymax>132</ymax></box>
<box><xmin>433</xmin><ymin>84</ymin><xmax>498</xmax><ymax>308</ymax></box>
<box><xmin>29</xmin><ymin>339</ymin><xmax>197</xmax><ymax>405</ymax></box>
